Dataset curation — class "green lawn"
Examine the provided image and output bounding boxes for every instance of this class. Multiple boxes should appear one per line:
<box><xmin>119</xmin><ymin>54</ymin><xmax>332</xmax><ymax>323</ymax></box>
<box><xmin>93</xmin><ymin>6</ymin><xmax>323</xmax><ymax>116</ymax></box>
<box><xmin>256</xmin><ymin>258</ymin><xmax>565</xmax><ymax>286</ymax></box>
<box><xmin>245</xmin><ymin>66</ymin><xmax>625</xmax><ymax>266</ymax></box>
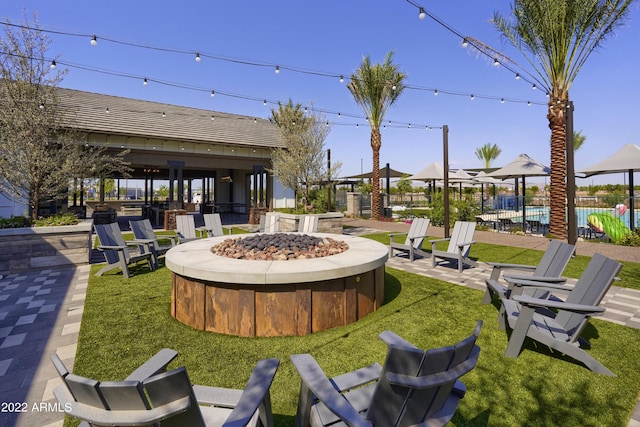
<box><xmin>68</xmin><ymin>234</ymin><xmax>640</xmax><ymax>426</ymax></box>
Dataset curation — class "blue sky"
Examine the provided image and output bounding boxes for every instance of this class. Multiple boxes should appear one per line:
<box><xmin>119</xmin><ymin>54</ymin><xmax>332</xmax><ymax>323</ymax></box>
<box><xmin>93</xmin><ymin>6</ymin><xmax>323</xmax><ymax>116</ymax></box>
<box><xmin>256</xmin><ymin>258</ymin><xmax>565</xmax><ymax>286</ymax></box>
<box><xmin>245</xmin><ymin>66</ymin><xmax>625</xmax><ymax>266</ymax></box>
<box><xmin>4</xmin><ymin>0</ymin><xmax>640</xmax><ymax>186</ymax></box>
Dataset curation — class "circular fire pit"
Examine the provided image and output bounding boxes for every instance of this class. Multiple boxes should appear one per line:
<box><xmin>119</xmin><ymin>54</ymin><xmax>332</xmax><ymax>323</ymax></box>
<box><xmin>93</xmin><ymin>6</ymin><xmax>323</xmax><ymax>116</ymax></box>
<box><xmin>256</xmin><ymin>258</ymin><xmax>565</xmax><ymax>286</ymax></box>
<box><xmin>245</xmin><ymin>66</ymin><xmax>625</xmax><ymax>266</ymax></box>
<box><xmin>165</xmin><ymin>233</ymin><xmax>388</xmax><ymax>337</ymax></box>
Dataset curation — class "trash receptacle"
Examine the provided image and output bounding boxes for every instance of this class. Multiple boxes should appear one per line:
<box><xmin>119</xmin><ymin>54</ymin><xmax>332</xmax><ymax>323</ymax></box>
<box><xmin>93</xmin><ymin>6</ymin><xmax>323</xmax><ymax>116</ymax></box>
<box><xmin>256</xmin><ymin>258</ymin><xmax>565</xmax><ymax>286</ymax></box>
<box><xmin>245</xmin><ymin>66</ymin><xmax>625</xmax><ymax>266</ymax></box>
<box><xmin>383</xmin><ymin>207</ymin><xmax>392</xmax><ymax>219</ymax></box>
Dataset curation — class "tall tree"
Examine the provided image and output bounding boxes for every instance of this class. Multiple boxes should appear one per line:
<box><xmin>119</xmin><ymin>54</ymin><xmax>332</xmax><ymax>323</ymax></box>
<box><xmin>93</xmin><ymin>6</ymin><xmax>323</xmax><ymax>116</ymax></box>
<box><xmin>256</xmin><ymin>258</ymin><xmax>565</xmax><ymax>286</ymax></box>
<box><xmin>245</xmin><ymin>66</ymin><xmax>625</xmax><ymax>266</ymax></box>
<box><xmin>347</xmin><ymin>50</ymin><xmax>406</xmax><ymax>220</ymax></box>
<box><xmin>269</xmin><ymin>100</ymin><xmax>338</xmax><ymax>210</ymax></box>
<box><xmin>0</xmin><ymin>14</ymin><xmax>131</xmax><ymax>220</ymax></box>
<box><xmin>475</xmin><ymin>143</ymin><xmax>502</xmax><ymax>169</ymax></box>
<box><xmin>493</xmin><ymin>0</ymin><xmax>635</xmax><ymax>239</ymax></box>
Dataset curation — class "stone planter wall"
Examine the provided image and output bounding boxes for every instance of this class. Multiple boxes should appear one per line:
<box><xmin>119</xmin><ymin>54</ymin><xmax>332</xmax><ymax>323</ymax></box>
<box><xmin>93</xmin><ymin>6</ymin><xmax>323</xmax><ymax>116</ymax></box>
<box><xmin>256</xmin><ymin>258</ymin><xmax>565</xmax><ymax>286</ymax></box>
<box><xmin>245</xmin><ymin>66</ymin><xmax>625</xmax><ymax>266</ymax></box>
<box><xmin>276</xmin><ymin>212</ymin><xmax>344</xmax><ymax>234</ymax></box>
<box><xmin>0</xmin><ymin>221</ymin><xmax>92</xmax><ymax>275</ymax></box>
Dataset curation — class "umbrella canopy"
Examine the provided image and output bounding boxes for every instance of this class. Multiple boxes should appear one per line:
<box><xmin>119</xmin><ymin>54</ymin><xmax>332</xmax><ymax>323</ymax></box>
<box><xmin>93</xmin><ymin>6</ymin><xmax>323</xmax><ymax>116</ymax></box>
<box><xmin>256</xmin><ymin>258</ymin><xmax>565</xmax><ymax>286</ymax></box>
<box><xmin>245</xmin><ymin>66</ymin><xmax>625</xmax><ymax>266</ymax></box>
<box><xmin>345</xmin><ymin>167</ymin><xmax>409</xmax><ymax>179</ymax></box>
<box><xmin>577</xmin><ymin>144</ymin><xmax>639</xmax><ymax>231</ymax></box>
<box><xmin>486</xmin><ymin>154</ymin><xmax>550</xmax><ymax>179</ymax></box>
<box><xmin>448</xmin><ymin>168</ymin><xmax>474</xmax><ymax>182</ymax></box>
<box><xmin>407</xmin><ymin>162</ymin><xmax>445</xmax><ymax>181</ymax></box>
<box><xmin>473</xmin><ymin>171</ymin><xmax>506</xmax><ymax>185</ymax></box>
<box><xmin>577</xmin><ymin>144</ymin><xmax>640</xmax><ymax>176</ymax></box>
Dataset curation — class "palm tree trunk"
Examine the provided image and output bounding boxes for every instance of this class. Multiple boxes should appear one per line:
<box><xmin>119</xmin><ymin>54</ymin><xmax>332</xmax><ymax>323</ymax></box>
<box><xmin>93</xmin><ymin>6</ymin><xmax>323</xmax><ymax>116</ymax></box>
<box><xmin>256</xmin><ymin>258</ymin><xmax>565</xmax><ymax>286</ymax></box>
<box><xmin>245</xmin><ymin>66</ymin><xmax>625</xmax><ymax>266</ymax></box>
<box><xmin>548</xmin><ymin>103</ymin><xmax>567</xmax><ymax>239</ymax></box>
<box><xmin>370</xmin><ymin>128</ymin><xmax>382</xmax><ymax>220</ymax></box>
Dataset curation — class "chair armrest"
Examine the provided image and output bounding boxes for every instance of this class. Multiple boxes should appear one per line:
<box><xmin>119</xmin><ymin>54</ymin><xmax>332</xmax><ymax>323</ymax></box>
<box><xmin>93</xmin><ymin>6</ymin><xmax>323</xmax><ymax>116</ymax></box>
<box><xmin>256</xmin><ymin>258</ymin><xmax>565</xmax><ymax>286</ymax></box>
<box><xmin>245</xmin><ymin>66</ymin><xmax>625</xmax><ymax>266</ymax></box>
<box><xmin>430</xmin><ymin>238</ymin><xmax>450</xmax><ymax>244</ymax></box>
<box><xmin>378</xmin><ymin>330</ymin><xmax>420</xmax><ymax>350</ymax></box>
<box><xmin>98</xmin><ymin>245</ymin><xmax>126</xmax><ymax>251</ymax></box>
<box><xmin>291</xmin><ymin>354</ymin><xmax>372</xmax><ymax>427</ymax></box>
<box><xmin>222</xmin><ymin>358</ymin><xmax>280</xmax><ymax>426</ymax></box>
<box><xmin>456</xmin><ymin>240</ymin><xmax>476</xmax><ymax>249</ymax></box>
<box><xmin>386</xmin><ymin>346</ymin><xmax>480</xmax><ymax>389</ymax></box>
<box><xmin>128</xmin><ymin>238</ymin><xmax>155</xmax><ymax>246</ymax></box>
<box><xmin>125</xmin><ymin>348</ymin><xmax>178</xmax><ymax>381</ymax></box>
<box><xmin>506</xmin><ymin>278</ymin><xmax>573</xmax><ymax>292</ymax></box>
<box><xmin>504</xmin><ymin>274</ymin><xmax>567</xmax><ymax>283</ymax></box>
<box><xmin>53</xmin><ymin>385</ymin><xmax>190</xmax><ymax>426</ymax></box>
<box><xmin>408</xmin><ymin>235</ymin><xmax>429</xmax><ymax>242</ymax></box>
<box><xmin>512</xmin><ymin>295</ymin><xmax>606</xmax><ymax>315</ymax></box>
<box><xmin>486</xmin><ymin>262</ymin><xmax>537</xmax><ymax>271</ymax></box>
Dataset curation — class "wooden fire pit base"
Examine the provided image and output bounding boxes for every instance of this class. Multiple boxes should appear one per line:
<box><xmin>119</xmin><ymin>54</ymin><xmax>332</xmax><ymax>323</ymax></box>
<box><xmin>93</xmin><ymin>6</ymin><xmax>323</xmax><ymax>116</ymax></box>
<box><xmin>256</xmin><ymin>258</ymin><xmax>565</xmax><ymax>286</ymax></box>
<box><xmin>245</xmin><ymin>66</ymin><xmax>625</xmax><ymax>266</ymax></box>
<box><xmin>171</xmin><ymin>265</ymin><xmax>384</xmax><ymax>337</ymax></box>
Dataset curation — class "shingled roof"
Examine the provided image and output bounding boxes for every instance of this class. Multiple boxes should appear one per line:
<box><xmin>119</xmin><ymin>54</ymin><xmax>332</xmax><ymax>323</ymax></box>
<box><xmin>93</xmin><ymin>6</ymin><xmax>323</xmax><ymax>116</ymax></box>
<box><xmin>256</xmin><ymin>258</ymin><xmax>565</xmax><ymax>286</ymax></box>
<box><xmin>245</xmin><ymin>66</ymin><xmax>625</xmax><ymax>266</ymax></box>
<box><xmin>56</xmin><ymin>87</ymin><xmax>284</xmax><ymax>149</ymax></box>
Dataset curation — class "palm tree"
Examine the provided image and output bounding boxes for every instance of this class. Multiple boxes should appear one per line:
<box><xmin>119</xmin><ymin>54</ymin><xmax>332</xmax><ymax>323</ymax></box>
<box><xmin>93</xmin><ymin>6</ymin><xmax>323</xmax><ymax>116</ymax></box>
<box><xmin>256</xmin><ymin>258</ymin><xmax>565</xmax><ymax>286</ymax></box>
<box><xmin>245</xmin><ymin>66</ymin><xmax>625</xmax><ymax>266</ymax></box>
<box><xmin>475</xmin><ymin>143</ymin><xmax>502</xmax><ymax>169</ymax></box>
<box><xmin>347</xmin><ymin>50</ymin><xmax>406</xmax><ymax>219</ymax></box>
<box><xmin>573</xmin><ymin>130</ymin><xmax>586</xmax><ymax>151</ymax></box>
<box><xmin>493</xmin><ymin>0</ymin><xmax>634</xmax><ymax>239</ymax></box>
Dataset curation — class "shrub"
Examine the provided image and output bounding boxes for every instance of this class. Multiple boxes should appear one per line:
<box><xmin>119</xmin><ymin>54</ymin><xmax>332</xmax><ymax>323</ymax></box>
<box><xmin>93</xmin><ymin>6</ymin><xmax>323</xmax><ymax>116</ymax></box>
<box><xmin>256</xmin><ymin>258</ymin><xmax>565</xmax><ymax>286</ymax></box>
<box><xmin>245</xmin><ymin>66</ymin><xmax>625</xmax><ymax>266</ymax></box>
<box><xmin>618</xmin><ymin>228</ymin><xmax>640</xmax><ymax>247</ymax></box>
<box><xmin>32</xmin><ymin>212</ymin><xmax>81</xmax><ymax>227</ymax></box>
<box><xmin>0</xmin><ymin>215</ymin><xmax>29</xmax><ymax>228</ymax></box>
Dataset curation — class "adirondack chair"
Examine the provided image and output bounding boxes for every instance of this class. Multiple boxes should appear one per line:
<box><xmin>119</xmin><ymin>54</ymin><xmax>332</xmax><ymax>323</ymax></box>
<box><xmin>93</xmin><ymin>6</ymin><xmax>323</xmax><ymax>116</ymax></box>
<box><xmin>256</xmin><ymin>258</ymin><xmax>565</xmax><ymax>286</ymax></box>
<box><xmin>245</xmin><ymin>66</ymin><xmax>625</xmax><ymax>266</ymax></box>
<box><xmin>388</xmin><ymin>217</ymin><xmax>430</xmax><ymax>262</ymax></box>
<box><xmin>298</xmin><ymin>215</ymin><xmax>319</xmax><ymax>233</ymax></box>
<box><xmin>291</xmin><ymin>321</ymin><xmax>482</xmax><ymax>427</ymax></box>
<box><xmin>130</xmin><ymin>219</ymin><xmax>177</xmax><ymax>269</ymax></box>
<box><xmin>430</xmin><ymin>221</ymin><xmax>478</xmax><ymax>273</ymax></box>
<box><xmin>51</xmin><ymin>348</ymin><xmax>178</xmax><ymax>427</ymax></box>
<box><xmin>94</xmin><ymin>222</ymin><xmax>155</xmax><ymax>279</ymax></box>
<box><xmin>482</xmin><ymin>239</ymin><xmax>575</xmax><ymax>304</ymax></box>
<box><xmin>499</xmin><ymin>253</ymin><xmax>622</xmax><ymax>376</ymax></box>
<box><xmin>52</xmin><ymin>356</ymin><xmax>280</xmax><ymax>427</ymax></box>
<box><xmin>259</xmin><ymin>213</ymin><xmax>280</xmax><ymax>233</ymax></box>
<box><xmin>198</xmin><ymin>213</ymin><xmax>225</xmax><ymax>237</ymax></box>
<box><xmin>176</xmin><ymin>214</ymin><xmax>202</xmax><ymax>243</ymax></box>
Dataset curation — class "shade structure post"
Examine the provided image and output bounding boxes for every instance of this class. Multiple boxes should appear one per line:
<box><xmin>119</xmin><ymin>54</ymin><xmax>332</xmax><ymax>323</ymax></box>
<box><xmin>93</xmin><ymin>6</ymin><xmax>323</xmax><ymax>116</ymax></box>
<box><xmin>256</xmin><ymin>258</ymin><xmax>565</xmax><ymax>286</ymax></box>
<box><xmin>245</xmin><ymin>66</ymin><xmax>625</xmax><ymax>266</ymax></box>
<box><xmin>629</xmin><ymin>169</ymin><xmax>636</xmax><ymax>231</ymax></box>
<box><xmin>443</xmin><ymin>125</ymin><xmax>450</xmax><ymax>238</ymax></box>
<box><xmin>566</xmin><ymin>101</ymin><xmax>577</xmax><ymax>244</ymax></box>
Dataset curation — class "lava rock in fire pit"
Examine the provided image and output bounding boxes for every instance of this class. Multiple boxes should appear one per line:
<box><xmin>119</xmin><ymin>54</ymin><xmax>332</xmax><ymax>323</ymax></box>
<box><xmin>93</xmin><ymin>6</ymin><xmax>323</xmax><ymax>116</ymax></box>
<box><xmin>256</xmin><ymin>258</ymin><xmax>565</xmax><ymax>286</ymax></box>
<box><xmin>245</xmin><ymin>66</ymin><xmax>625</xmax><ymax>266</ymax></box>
<box><xmin>211</xmin><ymin>233</ymin><xmax>349</xmax><ymax>260</ymax></box>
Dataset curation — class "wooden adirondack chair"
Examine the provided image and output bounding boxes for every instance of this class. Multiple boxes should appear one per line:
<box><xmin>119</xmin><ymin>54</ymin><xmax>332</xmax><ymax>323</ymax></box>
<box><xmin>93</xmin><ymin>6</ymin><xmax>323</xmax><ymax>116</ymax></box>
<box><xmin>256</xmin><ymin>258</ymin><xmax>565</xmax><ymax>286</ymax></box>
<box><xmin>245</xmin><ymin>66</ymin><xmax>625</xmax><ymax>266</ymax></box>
<box><xmin>259</xmin><ymin>213</ymin><xmax>280</xmax><ymax>233</ymax></box>
<box><xmin>176</xmin><ymin>214</ymin><xmax>202</xmax><ymax>243</ymax></box>
<box><xmin>388</xmin><ymin>217</ymin><xmax>430</xmax><ymax>262</ymax></box>
<box><xmin>291</xmin><ymin>321</ymin><xmax>482</xmax><ymax>427</ymax></box>
<box><xmin>199</xmin><ymin>213</ymin><xmax>225</xmax><ymax>237</ymax></box>
<box><xmin>499</xmin><ymin>253</ymin><xmax>622</xmax><ymax>376</ymax></box>
<box><xmin>52</xmin><ymin>355</ymin><xmax>280</xmax><ymax>427</ymax></box>
<box><xmin>130</xmin><ymin>219</ymin><xmax>177</xmax><ymax>269</ymax></box>
<box><xmin>483</xmin><ymin>239</ymin><xmax>575</xmax><ymax>304</ymax></box>
<box><xmin>94</xmin><ymin>222</ymin><xmax>155</xmax><ymax>279</ymax></box>
<box><xmin>430</xmin><ymin>221</ymin><xmax>478</xmax><ymax>273</ymax></box>
<box><xmin>298</xmin><ymin>215</ymin><xmax>319</xmax><ymax>233</ymax></box>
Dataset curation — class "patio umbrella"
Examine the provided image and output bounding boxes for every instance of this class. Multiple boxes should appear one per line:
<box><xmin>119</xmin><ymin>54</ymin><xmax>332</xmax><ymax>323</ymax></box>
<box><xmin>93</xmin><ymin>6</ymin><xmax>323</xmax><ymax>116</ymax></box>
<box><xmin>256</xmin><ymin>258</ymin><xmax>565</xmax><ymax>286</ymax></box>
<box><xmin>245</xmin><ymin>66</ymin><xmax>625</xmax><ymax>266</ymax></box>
<box><xmin>449</xmin><ymin>169</ymin><xmax>474</xmax><ymax>199</ymax></box>
<box><xmin>407</xmin><ymin>162</ymin><xmax>445</xmax><ymax>198</ymax></box>
<box><xmin>486</xmin><ymin>154</ymin><xmax>550</xmax><ymax>228</ymax></box>
<box><xmin>473</xmin><ymin>171</ymin><xmax>507</xmax><ymax>213</ymax></box>
<box><xmin>345</xmin><ymin>166</ymin><xmax>408</xmax><ymax>179</ymax></box>
<box><xmin>577</xmin><ymin>143</ymin><xmax>640</xmax><ymax>231</ymax></box>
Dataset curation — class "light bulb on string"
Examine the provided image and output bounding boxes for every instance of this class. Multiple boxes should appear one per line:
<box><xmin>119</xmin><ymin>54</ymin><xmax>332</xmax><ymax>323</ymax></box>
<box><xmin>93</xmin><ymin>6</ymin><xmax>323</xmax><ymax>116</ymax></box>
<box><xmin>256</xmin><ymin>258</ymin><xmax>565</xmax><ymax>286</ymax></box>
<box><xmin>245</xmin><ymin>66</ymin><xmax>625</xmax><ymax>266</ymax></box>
<box><xmin>462</xmin><ymin>38</ymin><xmax>468</xmax><ymax>48</ymax></box>
<box><xmin>263</xmin><ymin>100</ymin><xmax>267</xmax><ymax>106</ymax></box>
<box><xmin>501</xmin><ymin>98</ymin><xmax>505</xmax><ymax>104</ymax></box>
<box><xmin>210</xmin><ymin>90</ymin><xmax>215</xmax><ymax>97</ymax></box>
<box><xmin>195</xmin><ymin>53</ymin><xmax>201</xmax><ymax>62</ymax></box>
<box><xmin>493</xmin><ymin>58</ymin><xmax>499</xmax><ymax>67</ymax></box>
<box><xmin>515</xmin><ymin>73</ymin><xmax>520</xmax><ymax>80</ymax></box>
<box><xmin>532</xmin><ymin>84</ymin><xmax>537</xmax><ymax>90</ymax></box>
<box><xmin>50</xmin><ymin>60</ymin><xmax>56</xmax><ymax>69</ymax></box>
<box><xmin>90</xmin><ymin>35</ymin><xmax>97</xmax><ymax>46</ymax></box>
<box><xmin>339</xmin><ymin>75</ymin><xmax>344</xmax><ymax>83</ymax></box>
<box><xmin>275</xmin><ymin>65</ymin><xmax>280</xmax><ymax>74</ymax></box>
<box><xmin>143</xmin><ymin>78</ymin><xmax>148</xmax><ymax>85</ymax></box>
<box><xmin>434</xmin><ymin>89</ymin><xmax>438</xmax><ymax>96</ymax></box>
<box><xmin>418</xmin><ymin>7</ymin><xmax>426</xmax><ymax>20</ymax></box>
<box><xmin>470</xmin><ymin>94</ymin><xmax>474</xmax><ymax>100</ymax></box>
<box><xmin>527</xmin><ymin>101</ymin><xmax>531</xmax><ymax>106</ymax></box>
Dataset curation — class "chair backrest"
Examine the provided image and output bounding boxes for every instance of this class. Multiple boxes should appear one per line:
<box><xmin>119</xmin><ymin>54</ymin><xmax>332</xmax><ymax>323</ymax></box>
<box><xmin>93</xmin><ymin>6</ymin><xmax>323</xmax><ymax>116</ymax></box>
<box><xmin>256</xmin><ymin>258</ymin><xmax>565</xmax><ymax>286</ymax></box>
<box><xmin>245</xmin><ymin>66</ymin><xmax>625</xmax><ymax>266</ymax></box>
<box><xmin>144</xmin><ymin>367</ymin><xmax>206</xmax><ymax>427</ymax></box>
<box><xmin>366</xmin><ymin>321</ymin><xmax>482</xmax><ymax>426</ymax></box>
<box><xmin>94</xmin><ymin>222</ymin><xmax>130</xmax><ymax>264</ymax></box>
<box><xmin>130</xmin><ymin>219</ymin><xmax>160</xmax><ymax>251</ymax></box>
<box><xmin>260</xmin><ymin>213</ymin><xmax>280</xmax><ymax>233</ymax></box>
<box><xmin>447</xmin><ymin>221</ymin><xmax>476</xmax><ymax>256</ymax></box>
<box><xmin>534</xmin><ymin>240</ymin><xmax>575</xmax><ymax>277</ymax></box>
<box><xmin>404</xmin><ymin>218</ymin><xmax>430</xmax><ymax>249</ymax></box>
<box><xmin>298</xmin><ymin>215</ymin><xmax>319</xmax><ymax>233</ymax></box>
<box><xmin>556</xmin><ymin>253</ymin><xmax>621</xmax><ymax>341</ymax></box>
<box><xmin>176</xmin><ymin>215</ymin><xmax>197</xmax><ymax>240</ymax></box>
<box><xmin>204</xmin><ymin>213</ymin><xmax>224</xmax><ymax>237</ymax></box>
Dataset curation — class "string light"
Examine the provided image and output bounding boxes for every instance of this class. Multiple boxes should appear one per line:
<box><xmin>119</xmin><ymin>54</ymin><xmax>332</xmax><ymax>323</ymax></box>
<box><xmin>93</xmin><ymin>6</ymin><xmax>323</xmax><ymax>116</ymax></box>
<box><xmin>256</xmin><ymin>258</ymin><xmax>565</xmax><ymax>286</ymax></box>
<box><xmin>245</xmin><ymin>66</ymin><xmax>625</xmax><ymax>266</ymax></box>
<box><xmin>461</xmin><ymin>38</ymin><xmax>468</xmax><ymax>48</ymax></box>
<box><xmin>195</xmin><ymin>53</ymin><xmax>201</xmax><ymax>62</ymax></box>
<box><xmin>143</xmin><ymin>77</ymin><xmax>148</xmax><ymax>85</ymax></box>
<box><xmin>418</xmin><ymin>7</ymin><xmax>426</xmax><ymax>19</ymax></box>
<box><xmin>515</xmin><ymin>73</ymin><xmax>520</xmax><ymax>80</ymax></box>
<box><xmin>50</xmin><ymin>60</ymin><xmax>56</xmax><ymax>69</ymax></box>
<box><xmin>493</xmin><ymin>58</ymin><xmax>499</xmax><ymax>67</ymax></box>
<box><xmin>90</xmin><ymin>35</ymin><xmax>97</xmax><ymax>46</ymax></box>
<box><xmin>105</xmin><ymin>108</ymin><xmax>110</xmax><ymax>113</ymax></box>
<box><xmin>210</xmin><ymin>90</ymin><xmax>215</xmax><ymax>97</ymax></box>
<box><xmin>274</xmin><ymin>65</ymin><xmax>280</xmax><ymax>74</ymax></box>
<box><xmin>434</xmin><ymin>89</ymin><xmax>438</xmax><ymax>96</ymax></box>
<box><xmin>470</xmin><ymin>94</ymin><xmax>474</xmax><ymax>100</ymax></box>
<box><xmin>532</xmin><ymin>84</ymin><xmax>537</xmax><ymax>90</ymax></box>
<box><xmin>339</xmin><ymin>75</ymin><xmax>344</xmax><ymax>83</ymax></box>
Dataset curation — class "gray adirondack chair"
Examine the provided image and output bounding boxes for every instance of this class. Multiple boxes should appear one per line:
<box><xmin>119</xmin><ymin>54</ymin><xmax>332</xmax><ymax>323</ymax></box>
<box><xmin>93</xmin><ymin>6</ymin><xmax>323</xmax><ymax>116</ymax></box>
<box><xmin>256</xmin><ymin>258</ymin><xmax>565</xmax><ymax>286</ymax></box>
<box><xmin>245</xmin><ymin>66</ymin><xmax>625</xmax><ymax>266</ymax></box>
<box><xmin>94</xmin><ymin>222</ymin><xmax>155</xmax><ymax>279</ymax></box>
<box><xmin>430</xmin><ymin>221</ymin><xmax>477</xmax><ymax>272</ymax></box>
<box><xmin>483</xmin><ymin>239</ymin><xmax>575</xmax><ymax>304</ymax></box>
<box><xmin>499</xmin><ymin>253</ymin><xmax>622</xmax><ymax>376</ymax></box>
<box><xmin>388</xmin><ymin>217</ymin><xmax>430</xmax><ymax>262</ymax></box>
<box><xmin>52</xmin><ymin>356</ymin><xmax>280</xmax><ymax>427</ymax></box>
<box><xmin>51</xmin><ymin>348</ymin><xmax>178</xmax><ymax>427</ymax></box>
<box><xmin>298</xmin><ymin>215</ymin><xmax>319</xmax><ymax>233</ymax></box>
<box><xmin>291</xmin><ymin>321</ymin><xmax>482</xmax><ymax>427</ymax></box>
<box><xmin>198</xmin><ymin>213</ymin><xmax>225</xmax><ymax>237</ymax></box>
<box><xmin>130</xmin><ymin>219</ymin><xmax>177</xmax><ymax>269</ymax></box>
<box><xmin>176</xmin><ymin>214</ymin><xmax>202</xmax><ymax>243</ymax></box>
<box><xmin>259</xmin><ymin>213</ymin><xmax>280</xmax><ymax>233</ymax></box>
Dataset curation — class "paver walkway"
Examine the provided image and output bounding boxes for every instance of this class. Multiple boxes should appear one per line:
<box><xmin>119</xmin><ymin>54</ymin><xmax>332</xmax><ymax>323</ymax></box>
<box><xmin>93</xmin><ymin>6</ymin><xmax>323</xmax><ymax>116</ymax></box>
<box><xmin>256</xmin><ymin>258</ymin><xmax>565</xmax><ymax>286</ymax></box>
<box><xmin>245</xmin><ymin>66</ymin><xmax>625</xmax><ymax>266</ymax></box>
<box><xmin>0</xmin><ymin>219</ymin><xmax>638</xmax><ymax>426</ymax></box>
